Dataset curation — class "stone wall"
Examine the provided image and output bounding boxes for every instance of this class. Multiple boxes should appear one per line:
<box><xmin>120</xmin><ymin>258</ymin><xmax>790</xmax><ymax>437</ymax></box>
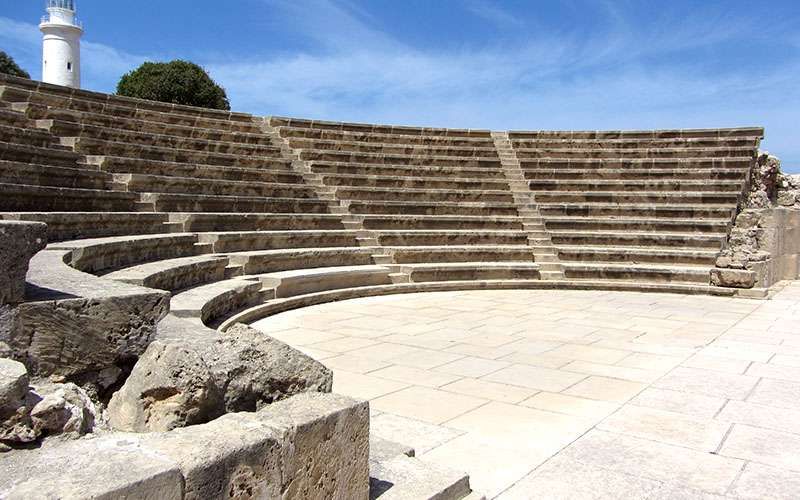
<box><xmin>0</xmin><ymin>392</ymin><xmax>370</xmax><ymax>500</ymax></box>
<box><xmin>0</xmin><ymin>221</ymin><xmax>46</xmax><ymax>305</ymax></box>
<box><xmin>713</xmin><ymin>154</ymin><xmax>800</xmax><ymax>291</ymax></box>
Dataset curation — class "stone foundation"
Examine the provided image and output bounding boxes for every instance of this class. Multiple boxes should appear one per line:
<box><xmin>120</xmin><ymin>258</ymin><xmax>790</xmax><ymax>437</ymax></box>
<box><xmin>0</xmin><ymin>392</ymin><xmax>370</xmax><ymax>500</ymax></box>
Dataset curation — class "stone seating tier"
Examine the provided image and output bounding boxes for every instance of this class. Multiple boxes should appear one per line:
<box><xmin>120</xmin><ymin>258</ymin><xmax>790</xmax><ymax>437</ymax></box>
<box><xmin>39</xmin><ymin>107</ymin><xmax>268</xmax><ymax>142</ymax></box>
<box><xmin>116</xmin><ymin>173</ymin><xmax>318</xmax><ymax>199</ymax></box>
<box><xmin>288</xmin><ymin>137</ymin><xmax>500</xmax><ymax>157</ymax></box>
<box><xmin>270</xmin><ymin>115</ymin><xmax>491</xmax><ymax>137</ymax></box>
<box><xmin>524</xmin><ymin>167</ymin><xmax>749</xmax><ymax>180</ymax></box>
<box><xmin>276</xmin><ymin>125</ymin><xmax>497</xmax><ymax>146</ymax></box>
<box><xmin>507</xmin><ymin>127</ymin><xmax>764</xmax><ymax>139</ymax></box>
<box><xmin>509</xmin><ymin>137</ymin><xmax>759</xmax><ymax>149</ymax></box>
<box><xmin>67</xmin><ymin>137</ymin><xmax>284</xmax><ymax>168</ymax></box>
<box><xmin>135</xmin><ymin>192</ymin><xmax>334</xmax><ymax>213</ymax></box>
<box><xmin>13</xmin><ymin>97</ymin><xmax>263</xmax><ymax>133</ymax></box>
<box><xmin>0</xmin><ymin>160</ymin><xmax>111</xmax><ymax>190</ymax></box>
<box><xmin>46</xmin><ymin>120</ymin><xmax>283</xmax><ymax>157</ymax></box>
<box><xmin>95</xmin><ymin>155</ymin><xmax>301</xmax><ymax>183</ymax></box>
<box><xmin>0</xmin><ymin>76</ymin><xmax>254</xmax><ymax>122</ymax></box>
<box><xmin>0</xmin><ymin>183</ymin><xmax>138</xmax><ymax>212</ymax></box>
<box><xmin>309</xmin><ymin>161</ymin><xmax>509</xmax><ymax>179</ymax></box>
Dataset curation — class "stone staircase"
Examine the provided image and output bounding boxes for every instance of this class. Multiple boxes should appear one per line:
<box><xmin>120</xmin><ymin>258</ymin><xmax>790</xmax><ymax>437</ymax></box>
<box><xmin>492</xmin><ymin>131</ymin><xmax>565</xmax><ymax>280</ymax></box>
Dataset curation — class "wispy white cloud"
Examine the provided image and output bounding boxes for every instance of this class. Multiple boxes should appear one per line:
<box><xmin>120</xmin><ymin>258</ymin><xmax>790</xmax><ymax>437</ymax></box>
<box><xmin>464</xmin><ymin>0</ymin><xmax>524</xmax><ymax>28</ymax></box>
<box><xmin>0</xmin><ymin>16</ymin><xmax>149</xmax><ymax>91</ymax></box>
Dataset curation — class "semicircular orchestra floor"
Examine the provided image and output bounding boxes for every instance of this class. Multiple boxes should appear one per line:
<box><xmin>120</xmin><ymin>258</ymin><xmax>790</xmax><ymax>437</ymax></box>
<box><xmin>251</xmin><ymin>282</ymin><xmax>800</xmax><ymax>499</ymax></box>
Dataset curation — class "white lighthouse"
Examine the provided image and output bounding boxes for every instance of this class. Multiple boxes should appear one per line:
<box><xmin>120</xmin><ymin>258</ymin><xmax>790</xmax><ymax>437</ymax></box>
<box><xmin>40</xmin><ymin>0</ymin><xmax>83</xmax><ymax>88</ymax></box>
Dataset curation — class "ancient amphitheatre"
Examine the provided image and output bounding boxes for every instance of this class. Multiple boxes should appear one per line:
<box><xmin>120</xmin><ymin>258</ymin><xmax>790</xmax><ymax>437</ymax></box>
<box><xmin>0</xmin><ymin>67</ymin><xmax>799</xmax><ymax>500</ymax></box>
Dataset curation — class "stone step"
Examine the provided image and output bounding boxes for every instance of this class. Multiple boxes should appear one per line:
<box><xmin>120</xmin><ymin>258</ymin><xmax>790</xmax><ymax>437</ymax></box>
<box><xmin>548</xmin><ymin>230</ymin><xmax>727</xmax><ymax>249</ymax></box>
<box><xmin>543</xmin><ymin>216</ymin><xmax>730</xmax><ymax>233</ymax></box>
<box><xmin>0</xmin><ymin>212</ymin><xmax>170</xmax><ymax>242</ymax></box>
<box><xmin>69</xmin><ymin>137</ymin><xmax>285</xmax><ymax>169</ymax></box>
<box><xmin>319</xmin><ymin>172</ymin><xmax>510</xmax><ymax>190</ymax></box>
<box><xmin>562</xmin><ymin>262</ymin><xmax>712</xmax><ymax>284</ymax></box>
<box><xmin>369</xmin><ymin>454</ymin><xmax>475</xmax><ymax>500</ymax></box>
<box><xmin>40</xmin><ymin>107</ymin><xmax>269</xmax><ymax>144</ymax></box>
<box><xmin>0</xmin><ymin>107</ymin><xmax>34</xmax><ymax>128</ymax></box>
<box><xmin>288</xmin><ymin>137</ymin><xmax>498</xmax><ymax>157</ymax></box>
<box><xmin>47</xmin><ymin>233</ymin><xmax>201</xmax><ymax>274</ymax></box>
<box><xmin>104</xmin><ymin>254</ymin><xmax>230</xmax><ymax>292</ymax></box>
<box><xmin>116</xmin><ymin>173</ymin><xmax>317</xmax><ymax>199</ymax></box>
<box><xmin>387</xmin><ymin>245</ymin><xmax>535</xmax><ymax>264</ymax></box>
<box><xmin>89</xmin><ymin>154</ymin><xmax>295</xmax><ymax>177</ymax></box>
<box><xmin>334</xmin><ymin>186</ymin><xmax>514</xmax><ymax>203</ymax></box>
<box><xmin>507</xmin><ymin>127</ymin><xmax>764</xmax><ymax>140</ymax></box>
<box><xmin>538</xmin><ymin>203</ymin><xmax>736</xmax><ymax>219</ymax></box>
<box><xmin>167</xmin><ymin>212</ymin><xmax>346</xmax><ymax>232</ymax></box>
<box><xmin>519</xmin><ymin>157</ymin><xmax>753</xmax><ymax>169</ymax></box>
<box><xmin>347</xmin><ymin>200</ymin><xmax>520</xmax><ymax>216</ymax></box>
<box><xmin>270</xmin><ymin>115</ymin><xmax>491</xmax><ymax>138</ymax></box>
<box><xmin>0</xmin><ymin>83</ymin><xmax>257</xmax><ymax>127</ymax></box>
<box><xmin>360</xmin><ymin>214</ymin><xmax>525</xmax><ymax>231</ymax></box>
<box><xmin>299</xmin><ymin>150</ymin><xmax>502</xmax><ymax>169</ymax></box>
<box><xmin>0</xmin><ymin>159</ymin><xmax>111</xmax><ymax>190</ymax></box>
<box><xmin>0</xmin><ymin>122</ymin><xmax>60</xmax><ymax>148</ymax></box>
<box><xmin>515</xmin><ymin>146</ymin><xmax>756</xmax><ymax>160</ymax></box>
<box><xmin>169</xmin><ymin>277</ymin><xmax>267</xmax><ymax>326</ymax></box>
<box><xmin>401</xmin><ymin>262</ymin><xmax>541</xmax><ymax>282</ymax></box>
<box><xmin>0</xmin><ymin>140</ymin><xmax>83</xmax><ymax>168</ymax></box>
<box><xmin>510</xmin><ymin>137</ymin><xmax>757</xmax><ymax>149</ymax></box>
<box><xmin>137</xmin><ymin>192</ymin><xmax>333</xmax><ymax>214</ymax></box>
<box><xmin>260</xmin><ymin>264</ymin><xmax>393</xmax><ymax>298</ymax></box>
<box><xmin>309</xmin><ymin>160</ymin><xmax>507</xmax><ymax>179</ymax></box>
<box><xmin>377</xmin><ymin>230</ymin><xmax>531</xmax><ymax>246</ymax></box>
<box><xmin>528</xmin><ymin>179</ymin><xmax>744</xmax><ymax>193</ymax></box>
<box><xmin>220</xmin><ymin>279</ymin><xmax>737</xmax><ymax>329</ymax></box>
<box><xmin>523</xmin><ymin>167</ymin><xmax>750</xmax><ymax>181</ymax></box>
<box><xmin>0</xmin><ymin>182</ymin><xmax>138</xmax><ymax>212</ymax></box>
<box><xmin>278</xmin><ymin>125</ymin><xmax>495</xmax><ymax>147</ymax></box>
<box><xmin>196</xmin><ymin>229</ymin><xmax>362</xmax><ymax>253</ymax></box>
<box><xmin>226</xmin><ymin>247</ymin><xmax>381</xmax><ymax>274</ymax></box>
<box><xmin>556</xmin><ymin>245</ymin><xmax>719</xmax><ymax>266</ymax></box>
<box><xmin>532</xmin><ymin>191</ymin><xmax>740</xmax><ymax>204</ymax></box>
<box><xmin>49</xmin><ymin>119</ymin><xmax>284</xmax><ymax>156</ymax></box>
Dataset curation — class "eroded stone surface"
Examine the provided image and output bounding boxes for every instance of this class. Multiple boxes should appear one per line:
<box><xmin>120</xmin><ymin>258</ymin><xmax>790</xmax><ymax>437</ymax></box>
<box><xmin>108</xmin><ymin>319</ymin><xmax>333</xmax><ymax>432</ymax></box>
<box><xmin>0</xmin><ymin>221</ymin><xmax>46</xmax><ymax>306</ymax></box>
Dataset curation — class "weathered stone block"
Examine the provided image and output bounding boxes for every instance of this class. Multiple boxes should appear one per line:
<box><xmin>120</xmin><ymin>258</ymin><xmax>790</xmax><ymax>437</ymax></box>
<box><xmin>2</xmin><ymin>250</ymin><xmax>169</xmax><ymax>381</ymax></box>
<box><xmin>1</xmin><ymin>392</ymin><xmax>369</xmax><ymax>500</ymax></box>
<box><xmin>108</xmin><ymin>317</ymin><xmax>333</xmax><ymax>432</ymax></box>
<box><xmin>107</xmin><ymin>340</ymin><xmax>224</xmax><ymax>432</ymax></box>
<box><xmin>710</xmin><ymin>268</ymin><xmax>756</xmax><ymax>289</ymax></box>
<box><xmin>255</xmin><ymin>392</ymin><xmax>371</xmax><ymax>500</ymax></box>
<box><xmin>0</xmin><ymin>221</ymin><xmax>46</xmax><ymax>305</ymax></box>
<box><xmin>0</xmin><ymin>435</ymin><xmax>184</xmax><ymax>499</ymax></box>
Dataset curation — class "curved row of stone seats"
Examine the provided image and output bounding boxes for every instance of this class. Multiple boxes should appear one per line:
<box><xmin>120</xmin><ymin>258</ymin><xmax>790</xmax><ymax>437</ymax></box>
<box><xmin>0</xmin><ymin>74</ymin><xmax>255</xmax><ymax>125</ymax></box>
<box><xmin>509</xmin><ymin>127</ymin><xmax>762</xmax><ymax>285</ymax></box>
<box><xmin>273</xmin><ymin>117</ymin><xmax>544</xmax><ymax>286</ymax></box>
<box><xmin>92</xmin><ymin>155</ymin><xmax>301</xmax><ymax>183</ymax></box>
<box><xmin>38</xmin><ymin>107</ymin><xmax>269</xmax><ymax>143</ymax></box>
<box><xmin>271</xmin><ymin>116</ymin><xmax>491</xmax><ymax>137</ymax></box>
<box><xmin>49</xmin><ymin>121</ymin><xmax>283</xmax><ymax>157</ymax></box>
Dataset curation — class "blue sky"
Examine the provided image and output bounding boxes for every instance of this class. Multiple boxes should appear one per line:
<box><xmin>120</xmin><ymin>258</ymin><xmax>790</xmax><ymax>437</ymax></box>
<box><xmin>2</xmin><ymin>0</ymin><xmax>799</xmax><ymax>172</ymax></box>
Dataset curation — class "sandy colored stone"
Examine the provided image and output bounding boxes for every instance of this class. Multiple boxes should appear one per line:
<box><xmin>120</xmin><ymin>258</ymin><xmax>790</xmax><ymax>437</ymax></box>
<box><xmin>0</xmin><ymin>221</ymin><xmax>46</xmax><ymax>305</ymax></box>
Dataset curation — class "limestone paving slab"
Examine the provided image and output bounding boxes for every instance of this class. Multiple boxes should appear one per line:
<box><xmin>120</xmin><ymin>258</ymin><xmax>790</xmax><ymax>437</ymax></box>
<box><xmin>251</xmin><ymin>282</ymin><xmax>800</xmax><ymax>498</ymax></box>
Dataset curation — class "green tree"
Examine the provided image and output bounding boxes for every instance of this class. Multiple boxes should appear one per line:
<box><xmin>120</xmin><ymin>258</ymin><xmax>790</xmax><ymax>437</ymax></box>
<box><xmin>0</xmin><ymin>51</ymin><xmax>30</xmax><ymax>79</ymax></box>
<box><xmin>116</xmin><ymin>60</ymin><xmax>230</xmax><ymax>110</ymax></box>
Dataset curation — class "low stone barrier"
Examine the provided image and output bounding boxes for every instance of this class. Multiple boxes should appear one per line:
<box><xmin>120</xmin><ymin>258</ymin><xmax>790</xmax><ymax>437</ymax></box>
<box><xmin>0</xmin><ymin>392</ymin><xmax>370</xmax><ymax>500</ymax></box>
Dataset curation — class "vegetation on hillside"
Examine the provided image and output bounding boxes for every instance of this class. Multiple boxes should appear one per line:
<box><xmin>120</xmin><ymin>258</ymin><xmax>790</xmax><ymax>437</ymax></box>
<box><xmin>116</xmin><ymin>60</ymin><xmax>230</xmax><ymax>110</ymax></box>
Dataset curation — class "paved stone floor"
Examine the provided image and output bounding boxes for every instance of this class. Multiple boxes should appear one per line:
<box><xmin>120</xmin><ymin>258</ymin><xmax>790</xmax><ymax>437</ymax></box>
<box><xmin>252</xmin><ymin>282</ymin><xmax>800</xmax><ymax>499</ymax></box>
